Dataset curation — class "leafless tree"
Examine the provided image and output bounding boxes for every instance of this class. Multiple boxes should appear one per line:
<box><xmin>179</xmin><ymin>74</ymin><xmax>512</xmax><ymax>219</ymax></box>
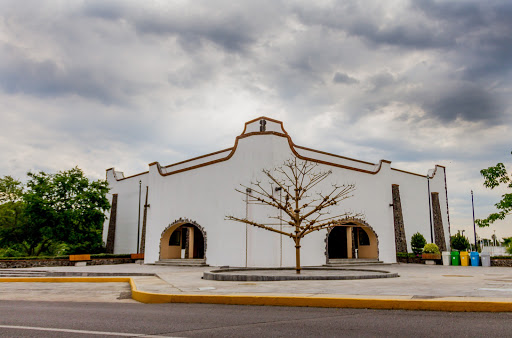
<box><xmin>226</xmin><ymin>158</ymin><xmax>362</xmax><ymax>274</ymax></box>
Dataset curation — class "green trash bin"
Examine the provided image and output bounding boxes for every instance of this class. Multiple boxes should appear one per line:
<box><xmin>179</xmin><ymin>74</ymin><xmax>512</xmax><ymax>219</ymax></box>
<box><xmin>451</xmin><ymin>251</ymin><xmax>460</xmax><ymax>266</ymax></box>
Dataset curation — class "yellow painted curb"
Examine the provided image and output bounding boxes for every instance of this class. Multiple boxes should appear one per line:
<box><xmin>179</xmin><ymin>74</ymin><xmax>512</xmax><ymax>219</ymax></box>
<box><xmin>1</xmin><ymin>277</ymin><xmax>512</xmax><ymax>312</ymax></box>
<box><xmin>0</xmin><ymin>277</ymin><xmax>130</xmax><ymax>283</ymax></box>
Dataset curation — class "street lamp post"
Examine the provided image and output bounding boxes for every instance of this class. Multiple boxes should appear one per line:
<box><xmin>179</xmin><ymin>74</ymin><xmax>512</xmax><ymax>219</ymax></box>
<box><xmin>427</xmin><ymin>174</ymin><xmax>434</xmax><ymax>243</ymax></box>
<box><xmin>471</xmin><ymin>190</ymin><xmax>477</xmax><ymax>251</ymax></box>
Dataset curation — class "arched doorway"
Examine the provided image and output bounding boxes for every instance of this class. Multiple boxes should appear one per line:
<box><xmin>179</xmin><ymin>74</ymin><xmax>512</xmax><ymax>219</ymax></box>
<box><xmin>327</xmin><ymin>220</ymin><xmax>378</xmax><ymax>260</ymax></box>
<box><xmin>160</xmin><ymin>219</ymin><xmax>206</xmax><ymax>260</ymax></box>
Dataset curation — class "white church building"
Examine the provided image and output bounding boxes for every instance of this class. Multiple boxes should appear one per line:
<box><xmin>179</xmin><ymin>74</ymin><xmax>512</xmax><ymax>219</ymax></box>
<box><xmin>103</xmin><ymin>117</ymin><xmax>450</xmax><ymax>266</ymax></box>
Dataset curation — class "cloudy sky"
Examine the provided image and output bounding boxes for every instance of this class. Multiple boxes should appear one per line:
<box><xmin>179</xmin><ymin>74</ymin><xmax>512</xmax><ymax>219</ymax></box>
<box><xmin>1</xmin><ymin>0</ymin><xmax>511</xmax><ymax>241</ymax></box>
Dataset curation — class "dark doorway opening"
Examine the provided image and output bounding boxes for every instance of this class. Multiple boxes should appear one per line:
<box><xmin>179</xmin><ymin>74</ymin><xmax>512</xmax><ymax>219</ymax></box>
<box><xmin>193</xmin><ymin>226</ymin><xmax>205</xmax><ymax>259</ymax></box>
<box><xmin>328</xmin><ymin>226</ymin><xmax>348</xmax><ymax>259</ymax></box>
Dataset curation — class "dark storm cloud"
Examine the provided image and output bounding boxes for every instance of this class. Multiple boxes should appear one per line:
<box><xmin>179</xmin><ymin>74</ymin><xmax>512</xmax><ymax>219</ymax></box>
<box><xmin>0</xmin><ymin>43</ymin><xmax>139</xmax><ymax>105</ymax></box>
<box><xmin>415</xmin><ymin>1</ymin><xmax>512</xmax><ymax>79</ymax></box>
<box><xmin>292</xmin><ymin>2</ymin><xmax>453</xmax><ymax>49</ymax></box>
<box><xmin>421</xmin><ymin>85</ymin><xmax>502</xmax><ymax>124</ymax></box>
<box><xmin>82</xmin><ymin>1</ymin><xmax>269</xmax><ymax>53</ymax></box>
<box><xmin>333</xmin><ymin>72</ymin><xmax>358</xmax><ymax>85</ymax></box>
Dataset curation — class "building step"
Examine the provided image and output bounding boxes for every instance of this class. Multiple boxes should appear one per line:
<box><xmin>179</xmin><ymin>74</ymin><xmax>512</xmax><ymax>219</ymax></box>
<box><xmin>153</xmin><ymin>259</ymin><xmax>208</xmax><ymax>267</ymax></box>
<box><xmin>0</xmin><ymin>269</ymin><xmax>49</xmax><ymax>277</ymax></box>
<box><xmin>325</xmin><ymin>259</ymin><xmax>386</xmax><ymax>267</ymax></box>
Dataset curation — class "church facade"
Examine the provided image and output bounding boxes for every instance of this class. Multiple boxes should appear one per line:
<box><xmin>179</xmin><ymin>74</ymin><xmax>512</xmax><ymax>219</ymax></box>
<box><xmin>103</xmin><ymin>117</ymin><xmax>450</xmax><ymax>266</ymax></box>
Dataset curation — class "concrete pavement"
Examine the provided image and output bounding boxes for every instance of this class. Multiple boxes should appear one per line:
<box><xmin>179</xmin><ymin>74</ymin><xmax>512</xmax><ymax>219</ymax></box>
<box><xmin>2</xmin><ymin>263</ymin><xmax>512</xmax><ymax>311</ymax></box>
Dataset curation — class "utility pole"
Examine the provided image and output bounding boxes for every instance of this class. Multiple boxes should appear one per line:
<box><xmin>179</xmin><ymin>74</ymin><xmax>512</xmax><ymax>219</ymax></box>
<box><xmin>427</xmin><ymin>174</ymin><xmax>433</xmax><ymax>243</ymax></box>
<box><xmin>471</xmin><ymin>190</ymin><xmax>477</xmax><ymax>251</ymax></box>
<box><xmin>137</xmin><ymin>180</ymin><xmax>141</xmax><ymax>254</ymax></box>
<box><xmin>245</xmin><ymin>188</ymin><xmax>251</xmax><ymax>267</ymax></box>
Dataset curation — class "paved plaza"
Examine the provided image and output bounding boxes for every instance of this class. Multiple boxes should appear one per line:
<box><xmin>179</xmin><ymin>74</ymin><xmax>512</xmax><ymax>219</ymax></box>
<box><xmin>1</xmin><ymin>263</ymin><xmax>512</xmax><ymax>306</ymax></box>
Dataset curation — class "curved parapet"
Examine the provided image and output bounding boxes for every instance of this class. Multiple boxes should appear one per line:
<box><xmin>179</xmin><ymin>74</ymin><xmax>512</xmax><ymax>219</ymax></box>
<box><xmin>106</xmin><ymin>167</ymin><xmax>148</xmax><ymax>182</ymax></box>
<box><xmin>150</xmin><ymin>116</ymin><xmax>394</xmax><ymax>177</ymax></box>
<box><xmin>111</xmin><ymin>116</ymin><xmax>441</xmax><ymax>180</ymax></box>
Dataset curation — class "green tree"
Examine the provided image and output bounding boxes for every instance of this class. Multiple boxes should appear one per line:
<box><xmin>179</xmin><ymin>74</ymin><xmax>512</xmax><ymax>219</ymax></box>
<box><xmin>0</xmin><ymin>167</ymin><xmax>110</xmax><ymax>256</ymax></box>
<box><xmin>476</xmin><ymin>153</ymin><xmax>512</xmax><ymax>227</ymax></box>
<box><xmin>451</xmin><ymin>233</ymin><xmax>470</xmax><ymax>251</ymax></box>
<box><xmin>505</xmin><ymin>237</ymin><xmax>512</xmax><ymax>255</ymax></box>
<box><xmin>503</xmin><ymin>237</ymin><xmax>512</xmax><ymax>247</ymax></box>
<box><xmin>0</xmin><ymin>176</ymin><xmax>26</xmax><ymax>253</ymax></box>
<box><xmin>411</xmin><ymin>232</ymin><xmax>427</xmax><ymax>255</ymax></box>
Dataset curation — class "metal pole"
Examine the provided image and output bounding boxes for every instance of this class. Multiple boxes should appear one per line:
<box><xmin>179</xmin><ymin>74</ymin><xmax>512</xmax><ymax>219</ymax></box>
<box><xmin>427</xmin><ymin>175</ymin><xmax>433</xmax><ymax>243</ymax></box>
<box><xmin>471</xmin><ymin>190</ymin><xmax>477</xmax><ymax>251</ymax></box>
<box><xmin>275</xmin><ymin>186</ymin><xmax>283</xmax><ymax>267</ymax></box>
<box><xmin>245</xmin><ymin>188</ymin><xmax>251</xmax><ymax>267</ymax></box>
<box><xmin>137</xmin><ymin>180</ymin><xmax>141</xmax><ymax>254</ymax></box>
<box><xmin>280</xmin><ymin>188</ymin><xmax>282</xmax><ymax>267</ymax></box>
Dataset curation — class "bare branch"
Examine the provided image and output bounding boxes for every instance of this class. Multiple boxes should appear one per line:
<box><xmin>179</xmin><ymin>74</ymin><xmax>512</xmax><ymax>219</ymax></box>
<box><xmin>226</xmin><ymin>216</ymin><xmax>294</xmax><ymax>237</ymax></box>
<box><xmin>302</xmin><ymin>212</ymin><xmax>365</xmax><ymax>236</ymax></box>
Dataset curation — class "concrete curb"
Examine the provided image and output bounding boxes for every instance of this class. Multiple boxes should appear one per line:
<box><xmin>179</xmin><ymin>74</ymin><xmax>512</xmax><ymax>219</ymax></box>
<box><xmin>203</xmin><ymin>268</ymin><xmax>398</xmax><ymax>281</ymax></box>
<box><xmin>2</xmin><ymin>277</ymin><xmax>512</xmax><ymax>312</ymax></box>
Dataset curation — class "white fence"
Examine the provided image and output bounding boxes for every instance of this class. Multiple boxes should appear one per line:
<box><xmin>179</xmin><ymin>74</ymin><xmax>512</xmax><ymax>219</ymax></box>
<box><xmin>481</xmin><ymin>246</ymin><xmax>509</xmax><ymax>256</ymax></box>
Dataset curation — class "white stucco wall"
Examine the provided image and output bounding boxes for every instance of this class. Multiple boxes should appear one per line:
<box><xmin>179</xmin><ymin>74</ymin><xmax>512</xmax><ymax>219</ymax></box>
<box><xmin>104</xmin><ymin>117</ymin><xmax>450</xmax><ymax>267</ymax></box>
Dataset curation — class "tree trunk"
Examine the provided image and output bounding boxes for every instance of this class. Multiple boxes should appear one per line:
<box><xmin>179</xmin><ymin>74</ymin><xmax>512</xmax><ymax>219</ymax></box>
<box><xmin>295</xmin><ymin>238</ymin><xmax>301</xmax><ymax>274</ymax></box>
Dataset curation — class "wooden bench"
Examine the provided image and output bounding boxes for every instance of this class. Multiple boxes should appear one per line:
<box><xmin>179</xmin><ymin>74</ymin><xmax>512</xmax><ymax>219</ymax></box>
<box><xmin>69</xmin><ymin>254</ymin><xmax>91</xmax><ymax>266</ymax></box>
<box><xmin>131</xmin><ymin>253</ymin><xmax>144</xmax><ymax>260</ymax></box>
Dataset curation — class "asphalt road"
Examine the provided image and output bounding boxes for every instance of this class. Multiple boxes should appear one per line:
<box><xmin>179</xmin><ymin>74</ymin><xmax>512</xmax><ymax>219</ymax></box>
<box><xmin>1</xmin><ymin>301</ymin><xmax>512</xmax><ymax>337</ymax></box>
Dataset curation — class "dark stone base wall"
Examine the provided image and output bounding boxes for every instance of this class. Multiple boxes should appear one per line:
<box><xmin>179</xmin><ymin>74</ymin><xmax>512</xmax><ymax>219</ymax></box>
<box><xmin>392</xmin><ymin>184</ymin><xmax>408</xmax><ymax>254</ymax></box>
<box><xmin>0</xmin><ymin>258</ymin><xmax>135</xmax><ymax>269</ymax></box>
<box><xmin>397</xmin><ymin>257</ymin><xmax>512</xmax><ymax>266</ymax></box>
<box><xmin>396</xmin><ymin>257</ymin><xmax>423</xmax><ymax>264</ymax></box>
<box><xmin>431</xmin><ymin>192</ymin><xmax>447</xmax><ymax>252</ymax></box>
<box><xmin>491</xmin><ymin>259</ymin><xmax>512</xmax><ymax>267</ymax></box>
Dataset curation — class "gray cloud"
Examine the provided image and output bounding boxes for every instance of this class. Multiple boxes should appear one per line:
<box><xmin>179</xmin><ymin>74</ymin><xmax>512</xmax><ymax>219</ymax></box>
<box><xmin>422</xmin><ymin>85</ymin><xmax>503</xmax><ymax>124</ymax></box>
<box><xmin>0</xmin><ymin>42</ymin><xmax>147</xmax><ymax>105</ymax></box>
<box><xmin>333</xmin><ymin>72</ymin><xmax>358</xmax><ymax>85</ymax></box>
<box><xmin>82</xmin><ymin>1</ymin><xmax>276</xmax><ymax>53</ymax></box>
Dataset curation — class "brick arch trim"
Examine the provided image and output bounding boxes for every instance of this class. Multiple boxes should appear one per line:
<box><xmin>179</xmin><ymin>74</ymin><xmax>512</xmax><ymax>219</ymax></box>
<box><xmin>159</xmin><ymin>218</ymin><xmax>207</xmax><ymax>260</ymax></box>
<box><xmin>324</xmin><ymin>218</ymin><xmax>379</xmax><ymax>261</ymax></box>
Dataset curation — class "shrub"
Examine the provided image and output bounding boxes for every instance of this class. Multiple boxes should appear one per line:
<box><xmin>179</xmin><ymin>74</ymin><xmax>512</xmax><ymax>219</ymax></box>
<box><xmin>451</xmin><ymin>233</ymin><xmax>470</xmax><ymax>251</ymax></box>
<box><xmin>423</xmin><ymin>243</ymin><xmax>440</xmax><ymax>254</ymax></box>
<box><xmin>492</xmin><ymin>255</ymin><xmax>512</xmax><ymax>259</ymax></box>
<box><xmin>506</xmin><ymin>245</ymin><xmax>512</xmax><ymax>255</ymax></box>
<box><xmin>396</xmin><ymin>252</ymin><xmax>416</xmax><ymax>258</ymax></box>
<box><xmin>411</xmin><ymin>232</ymin><xmax>427</xmax><ymax>255</ymax></box>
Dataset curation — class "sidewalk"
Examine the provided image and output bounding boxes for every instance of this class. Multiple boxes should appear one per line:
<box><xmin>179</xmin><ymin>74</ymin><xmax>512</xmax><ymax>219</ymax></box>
<box><xmin>3</xmin><ymin>263</ymin><xmax>512</xmax><ymax>311</ymax></box>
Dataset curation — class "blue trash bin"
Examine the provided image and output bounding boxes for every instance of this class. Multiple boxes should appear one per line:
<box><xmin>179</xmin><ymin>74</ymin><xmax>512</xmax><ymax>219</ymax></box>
<box><xmin>470</xmin><ymin>252</ymin><xmax>480</xmax><ymax>266</ymax></box>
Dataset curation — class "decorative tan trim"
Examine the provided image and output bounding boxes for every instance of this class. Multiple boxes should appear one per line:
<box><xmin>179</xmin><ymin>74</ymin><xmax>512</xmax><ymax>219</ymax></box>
<box><xmin>390</xmin><ymin>168</ymin><xmax>426</xmax><ymax>178</ymax></box>
<box><xmin>152</xmin><ymin>130</ymin><xmax>392</xmax><ymax>177</ymax></box>
<box><xmin>241</xmin><ymin>116</ymin><xmax>288</xmax><ymax>135</ymax></box>
<box><xmin>108</xmin><ymin>169</ymin><xmax>149</xmax><ymax>182</ymax></box>
<box><xmin>112</xmin><ymin>116</ymin><xmax>437</xmax><ymax>179</ymax></box>
<box><xmin>162</xmin><ymin>147</ymin><xmax>233</xmax><ymax>170</ymax></box>
<box><xmin>294</xmin><ymin>145</ymin><xmax>375</xmax><ymax>166</ymax></box>
<box><xmin>391</xmin><ymin>164</ymin><xmax>446</xmax><ymax>179</ymax></box>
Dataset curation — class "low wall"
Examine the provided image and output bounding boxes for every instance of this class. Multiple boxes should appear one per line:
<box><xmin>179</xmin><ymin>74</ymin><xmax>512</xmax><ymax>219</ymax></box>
<box><xmin>397</xmin><ymin>256</ymin><xmax>512</xmax><ymax>267</ymax></box>
<box><xmin>396</xmin><ymin>257</ymin><xmax>423</xmax><ymax>264</ymax></box>
<box><xmin>0</xmin><ymin>258</ymin><xmax>134</xmax><ymax>269</ymax></box>
<box><xmin>491</xmin><ymin>258</ymin><xmax>512</xmax><ymax>267</ymax></box>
